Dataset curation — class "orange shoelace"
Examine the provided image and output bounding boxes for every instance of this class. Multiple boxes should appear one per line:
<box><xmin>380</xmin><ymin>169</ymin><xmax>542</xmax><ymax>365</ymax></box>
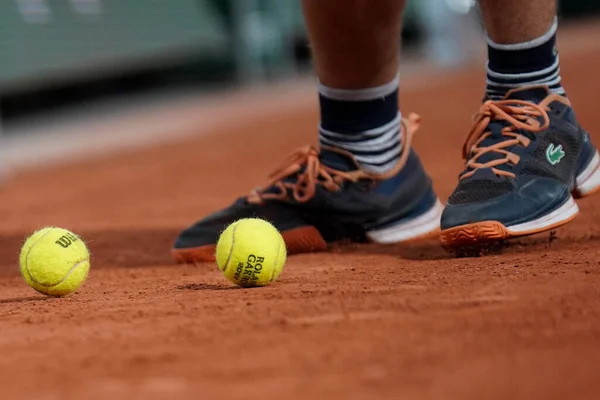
<box><xmin>461</xmin><ymin>99</ymin><xmax>550</xmax><ymax>180</ymax></box>
<box><xmin>245</xmin><ymin>145</ymin><xmax>357</xmax><ymax>204</ymax></box>
<box><xmin>245</xmin><ymin>113</ymin><xmax>421</xmax><ymax>204</ymax></box>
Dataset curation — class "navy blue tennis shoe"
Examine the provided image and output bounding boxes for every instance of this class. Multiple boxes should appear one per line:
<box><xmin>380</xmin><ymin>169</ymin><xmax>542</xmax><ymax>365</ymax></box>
<box><xmin>440</xmin><ymin>86</ymin><xmax>600</xmax><ymax>248</ymax></box>
<box><xmin>173</xmin><ymin>114</ymin><xmax>443</xmax><ymax>263</ymax></box>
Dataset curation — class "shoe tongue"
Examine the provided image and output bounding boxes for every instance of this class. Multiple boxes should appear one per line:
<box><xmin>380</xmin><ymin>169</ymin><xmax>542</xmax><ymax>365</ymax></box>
<box><xmin>503</xmin><ymin>86</ymin><xmax>549</xmax><ymax>104</ymax></box>
<box><xmin>319</xmin><ymin>148</ymin><xmax>359</xmax><ymax>172</ymax></box>
<box><xmin>474</xmin><ymin>124</ymin><xmax>511</xmax><ymax>172</ymax></box>
<box><xmin>469</xmin><ymin>166</ymin><xmax>506</xmax><ymax>181</ymax></box>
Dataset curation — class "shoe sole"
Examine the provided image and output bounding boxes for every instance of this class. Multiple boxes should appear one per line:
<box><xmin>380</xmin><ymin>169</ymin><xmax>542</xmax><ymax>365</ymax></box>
<box><xmin>173</xmin><ymin>198</ymin><xmax>445</xmax><ymax>264</ymax></box>
<box><xmin>440</xmin><ymin>150</ymin><xmax>600</xmax><ymax>248</ymax></box>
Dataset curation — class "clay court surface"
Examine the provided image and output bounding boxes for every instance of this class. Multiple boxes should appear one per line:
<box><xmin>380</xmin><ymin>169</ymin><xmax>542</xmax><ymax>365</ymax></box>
<box><xmin>2</xmin><ymin>23</ymin><xmax>600</xmax><ymax>400</ymax></box>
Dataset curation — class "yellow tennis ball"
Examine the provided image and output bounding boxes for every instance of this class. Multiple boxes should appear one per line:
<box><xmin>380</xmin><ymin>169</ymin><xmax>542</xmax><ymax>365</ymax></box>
<box><xmin>215</xmin><ymin>218</ymin><xmax>287</xmax><ymax>287</ymax></box>
<box><xmin>19</xmin><ymin>227</ymin><xmax>91</xmax><ymax>297</ymax></box>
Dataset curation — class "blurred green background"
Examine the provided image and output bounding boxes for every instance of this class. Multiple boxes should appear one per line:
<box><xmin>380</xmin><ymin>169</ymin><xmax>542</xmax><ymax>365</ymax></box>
<box><xmin>1</xmin><ymin>0</ymin><xmax>598</xmax><ymax>123</ymax></box>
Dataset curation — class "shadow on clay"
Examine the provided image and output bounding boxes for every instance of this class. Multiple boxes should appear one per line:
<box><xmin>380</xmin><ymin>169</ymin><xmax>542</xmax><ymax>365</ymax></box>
<box><xmin>176</xmin><ymin>283</ymin><xmax>243</xmax><ymax>291</ymax></box>
<box><xmin>2</xmin><ymin>228</ymin><xmax>599</xmax><ymax>270</ymax></box>
<box><xmin>328</xmin><ymin>238</ymin><xmax>453</xmax><ymax>261</ymax></box>
<box><xmin>328</xmin><ymin>230</ymin><xmax>600</xmax><ymax>261</ymax></box>
<box><xmin>0</xmin><ymin>296</ymin><xmax>51</xmax><ymax>304</ymax></box>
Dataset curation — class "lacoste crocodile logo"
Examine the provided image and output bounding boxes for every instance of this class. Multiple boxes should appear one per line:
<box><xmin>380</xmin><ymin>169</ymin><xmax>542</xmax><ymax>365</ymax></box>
<box><xmin>546</xmin><ymin>143</ymin><xmax>565</xmax><ymax>165</ymax></box>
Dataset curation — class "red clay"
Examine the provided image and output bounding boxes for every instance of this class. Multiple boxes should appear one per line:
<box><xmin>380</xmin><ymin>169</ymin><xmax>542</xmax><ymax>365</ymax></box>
<box><xmin>2</xmin><ymin>26</ymin><xmax>600</xmax><ymax>400</ymax></box>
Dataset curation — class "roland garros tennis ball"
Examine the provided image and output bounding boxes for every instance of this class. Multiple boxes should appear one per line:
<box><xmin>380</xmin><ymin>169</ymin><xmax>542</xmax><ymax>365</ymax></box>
<box><xmin>215</xmin><ymin>218</ymin><xmax>287</xmax><ymax>287</ymax></box>
<box><xmin>19</xmin><ymin>227</ymin><xmax>90</xmax><ymax>297</ymax></box>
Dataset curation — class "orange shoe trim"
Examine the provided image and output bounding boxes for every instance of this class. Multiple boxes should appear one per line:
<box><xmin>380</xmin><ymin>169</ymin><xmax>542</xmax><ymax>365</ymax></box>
<box><xmin>439</xmin><ymin>213</ymin><xmax>578</xmax><ymax>248</ymax></box>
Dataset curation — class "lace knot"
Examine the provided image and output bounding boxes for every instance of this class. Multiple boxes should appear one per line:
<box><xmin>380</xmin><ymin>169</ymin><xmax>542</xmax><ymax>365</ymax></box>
<box><xmin>245</xmin><ymin>146</ymin><xmax>353</xmax><ymax>204</ymax></box>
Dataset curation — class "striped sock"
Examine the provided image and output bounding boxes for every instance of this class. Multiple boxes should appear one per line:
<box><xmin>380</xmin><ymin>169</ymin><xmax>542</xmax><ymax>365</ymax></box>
<box><xmin>486</xmin><ymin>17</ymin><xmax>565</xmax><ymax>100</ymax></box>
<box><xmin>318</xmin><ymin>74</ymin><xmax>402</xmax><ymax>174</ymax></box>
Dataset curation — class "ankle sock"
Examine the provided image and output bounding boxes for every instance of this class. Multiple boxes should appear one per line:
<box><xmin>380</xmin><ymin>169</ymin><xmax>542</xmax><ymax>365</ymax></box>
<box><xmin>318</xmin><ymin>74</ymin><xmax>402</xmax><ymax>174</ymax></box>
<box><xmin>486</xmin><ymin>17</ymin><xmax>565</xmax><ymax>100</ymax></box>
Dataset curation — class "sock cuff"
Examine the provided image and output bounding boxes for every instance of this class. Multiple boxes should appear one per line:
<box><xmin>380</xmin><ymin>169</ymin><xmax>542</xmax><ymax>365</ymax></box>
<box><xmin>486</xmin><ymin>17</ymin><xmax>558</xmax><ymax>51</ymax></box>
<box><xmin>318</xmin><ymin>73</ymin><xmax>399</xmax><ymax>102</ymax></box>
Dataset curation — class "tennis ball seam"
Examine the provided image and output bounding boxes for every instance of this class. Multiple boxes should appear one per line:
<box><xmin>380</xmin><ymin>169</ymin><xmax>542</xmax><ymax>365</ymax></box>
<box><xmin>33</xmin><ymin>258</ymin><xmax>90</xmax><ymax>288</ymax></box>
<box><xmin>24</xmin><ymin>227</ymin><xmax>56</xmax><ymax>283</ymax></box>
<box><xmin>221</xmin><ymin>221</ymin><xmax>239</xmax><ymax>273</ymax></box>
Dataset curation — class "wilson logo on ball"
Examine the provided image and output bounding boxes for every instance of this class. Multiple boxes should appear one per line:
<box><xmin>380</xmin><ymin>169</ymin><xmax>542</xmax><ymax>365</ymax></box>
<box><xmin>55</xmin><ymin>232</ymin><xmax>80</xmax><ymax>248</ymax></box>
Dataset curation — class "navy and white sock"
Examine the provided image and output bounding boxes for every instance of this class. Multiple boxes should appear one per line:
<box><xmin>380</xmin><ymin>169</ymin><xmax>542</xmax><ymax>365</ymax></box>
<box><xmin>318</xmin><ymin>74</ymin><xmax>402</xmax><ymax>174</ymax></box>
<box><xmin>486</xmin><ymin>17</ymin><xmax>565</xmax><ymax>100</ymax></box>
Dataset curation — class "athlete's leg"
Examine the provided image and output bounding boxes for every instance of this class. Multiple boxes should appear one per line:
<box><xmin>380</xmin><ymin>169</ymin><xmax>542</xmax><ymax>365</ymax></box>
<box><xmin>172</xmin><ymin>0</ymin><xmax>443</xmax><ymax>263</ymax></box>
<box><xmin>440</xmin><ymin>0</ymin><xmax>600</xmax><ymax>249</ymax></box>
<box><xmin>479</xmin><ymin>0</ymin><xmax>564</xmax><ymax>100</ymax></box>
<box><xmin>480</xmin><ymin>0</ymin><xmax>556</xmax><ymax>43</ymax></box>
<box><xmin>302</xmin><ymin>0</ymin><xmax>406</xmax><ymax>174</ymax></box>
<box><xmin>301</xmin><ymin>0</ymin><xmax>404</xmax><ymax>89</ymax></box>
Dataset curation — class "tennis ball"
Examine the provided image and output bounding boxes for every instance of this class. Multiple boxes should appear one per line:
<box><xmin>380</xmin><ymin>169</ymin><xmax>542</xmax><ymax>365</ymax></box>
<box><xmin>215</xmin><ymin>218</ymin><xmax>287</xmax><ymax>287</ymax></box>
<box><xmin>19</xmin><ymin>227</ymin><xmax>90</xmax><ymax>297</ymax></box>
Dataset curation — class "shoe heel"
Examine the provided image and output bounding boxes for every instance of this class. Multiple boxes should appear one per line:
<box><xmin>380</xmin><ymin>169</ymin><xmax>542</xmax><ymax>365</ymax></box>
<box><xmin>366</xmin><ymin>199</ymin><xmax>444</xmax><ymax>244</ymax></box>
<box><xmin>574</xmin><ymin>150</ymin><xmax>600</xmax><ymax>198</ymax></box>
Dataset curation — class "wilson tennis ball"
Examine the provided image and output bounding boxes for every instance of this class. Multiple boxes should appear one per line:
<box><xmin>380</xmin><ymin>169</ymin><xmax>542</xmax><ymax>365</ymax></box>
<box><xmin>215</xmin><ymin>218</ymin><xmax>287</xmax><ymax>287</ymax></box>
<box><xmin>19</xmin><ymin>227</ymin><xmax>90</xmax><ymax>297</ymax></box>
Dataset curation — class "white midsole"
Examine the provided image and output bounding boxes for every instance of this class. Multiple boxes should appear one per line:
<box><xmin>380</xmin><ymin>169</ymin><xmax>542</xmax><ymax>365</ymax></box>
<box><xmin>507</xmin><ymin>196</ymin><xmax>579</xmax><ymax>233</ymax></box>
<box><xmin>504</xmin><ymin>150</ymin><xmax>600</xmax><ymax>233</ymax></box>
<box><xmin>575</xmin><ymin>150</ymin><xmax>600</xmax><ymax>196</ymax></box>
<box><xmin>367</xmin><ymin>199</ymin><xmax>444</xmax><ymax>244</ymax></box>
